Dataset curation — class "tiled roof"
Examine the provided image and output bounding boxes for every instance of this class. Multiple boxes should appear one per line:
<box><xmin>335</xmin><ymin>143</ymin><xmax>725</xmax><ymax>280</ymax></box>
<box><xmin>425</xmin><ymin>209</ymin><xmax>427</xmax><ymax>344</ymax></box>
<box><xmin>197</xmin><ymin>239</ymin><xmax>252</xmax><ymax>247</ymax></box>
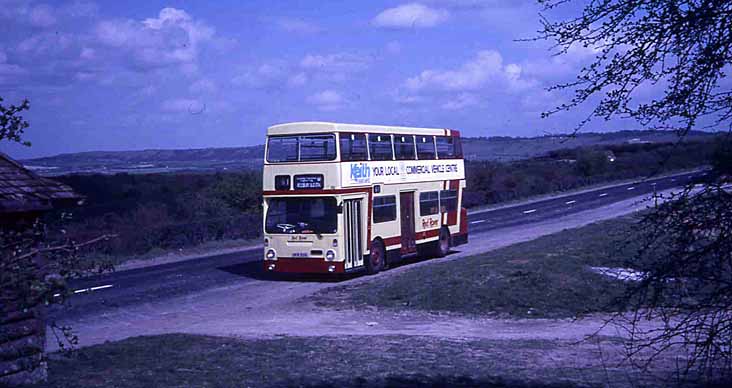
<box><xmin>0</xmin><ymin>152</ymin><xmax>80</xmax><ymax>213</ymax></box>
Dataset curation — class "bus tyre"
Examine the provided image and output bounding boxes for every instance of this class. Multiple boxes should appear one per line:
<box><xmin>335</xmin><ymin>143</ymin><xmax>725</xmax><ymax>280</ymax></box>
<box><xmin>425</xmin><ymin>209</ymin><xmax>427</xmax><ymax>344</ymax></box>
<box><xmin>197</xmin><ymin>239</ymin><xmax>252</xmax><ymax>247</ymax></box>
<box><xmin>366</xmin><ymin>239</ymin><xmax>385</xmax><ymax>275</ymax></box>
<box><xmin>435</xmin><ymin>227</ymin><xmax>450</xmax><ymax>258</ymax></box>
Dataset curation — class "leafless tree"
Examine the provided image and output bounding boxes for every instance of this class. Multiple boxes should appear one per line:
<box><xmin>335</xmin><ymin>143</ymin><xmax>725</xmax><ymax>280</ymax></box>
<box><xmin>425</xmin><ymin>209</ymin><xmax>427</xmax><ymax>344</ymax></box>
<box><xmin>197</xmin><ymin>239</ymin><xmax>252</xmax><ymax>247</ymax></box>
<box><xmin>537</xmin><ymin>0</ymin><xmax>732</xmax><ymax>381</ymax></box>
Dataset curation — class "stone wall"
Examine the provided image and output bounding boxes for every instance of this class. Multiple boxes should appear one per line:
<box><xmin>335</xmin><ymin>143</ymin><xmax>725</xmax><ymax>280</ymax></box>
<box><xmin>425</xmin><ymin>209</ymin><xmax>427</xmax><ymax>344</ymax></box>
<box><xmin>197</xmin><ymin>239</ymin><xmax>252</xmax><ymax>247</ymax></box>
<box><xmin>0</xmin><ymin>294</ymin><xmax>47</xmax><ymax>386</ymax></box>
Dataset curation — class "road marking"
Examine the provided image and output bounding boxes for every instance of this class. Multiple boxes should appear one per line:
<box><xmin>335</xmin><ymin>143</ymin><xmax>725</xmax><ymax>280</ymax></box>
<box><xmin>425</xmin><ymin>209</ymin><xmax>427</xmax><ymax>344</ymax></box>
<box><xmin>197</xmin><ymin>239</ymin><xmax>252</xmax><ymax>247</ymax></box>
<box><xmin>53</xmin><ymin>284</ymin><xmax>114</xmax><ymax>298</ymax></box>
<box><xmin>599</xmin><ymin>193</ymin><xmax>608</xmax><ymax>197</ymax></box>
<box><xmin>671</xmin><ymin>178</ymin><xmax>676</xmax><ymax>182</ymax></box>
<box><xmin>470</xmin><ymin>220</ymin><xmax>486</xmax><ymax>224</ymax></box>
<box><xmin>523</xmin><ymin>209</ymin><xmax>537</xmax><ymax>214</ymax></box>
<box><xmin>565</xmin><ymin>200</ymin><xmax>577</xmax><ymax>205</ymax></box>
<box><xmin>627</xmin><ymin>186</ymin><xmax>635</xmax><ymax>190</ymax></box>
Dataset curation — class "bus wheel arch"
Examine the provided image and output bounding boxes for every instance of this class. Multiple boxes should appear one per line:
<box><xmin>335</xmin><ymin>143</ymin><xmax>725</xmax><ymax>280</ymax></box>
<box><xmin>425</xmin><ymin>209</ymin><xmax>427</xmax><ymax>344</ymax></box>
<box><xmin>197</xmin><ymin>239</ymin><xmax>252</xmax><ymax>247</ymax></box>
<box><xmin>366</xmin><ymin>238</ymin><xmax>385</xmax><ymax>275</ymax></box>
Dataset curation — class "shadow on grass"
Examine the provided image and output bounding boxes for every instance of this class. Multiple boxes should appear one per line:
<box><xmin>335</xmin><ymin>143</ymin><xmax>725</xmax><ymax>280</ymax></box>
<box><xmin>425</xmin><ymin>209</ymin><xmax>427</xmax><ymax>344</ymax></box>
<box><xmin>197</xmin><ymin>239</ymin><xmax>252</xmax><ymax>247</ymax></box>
<box><xmin>285</xmin><ymin>375</ymin><xmax>578</xmax><ymax>388</ymax></box>
<box><xmin>387</xmin><ymin>249</ymin><xmax>461</xmax><ymax>270</ymax></box>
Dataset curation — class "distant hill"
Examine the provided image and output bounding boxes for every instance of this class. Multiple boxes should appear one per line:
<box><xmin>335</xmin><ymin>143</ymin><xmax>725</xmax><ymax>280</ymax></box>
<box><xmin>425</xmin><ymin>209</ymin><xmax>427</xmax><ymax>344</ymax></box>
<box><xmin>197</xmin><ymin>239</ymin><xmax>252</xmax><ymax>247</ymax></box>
<box><xmin>23</xmin><ymin>145</ymin><xmax>265</xmax><ymax>175</ymax></box>
<box><xmin>461</xmin><ymin>130</ymin><xmax>716</xmax><ymax>161</ymax></box>
<box><xmin>22</xmin><ymin>130</ymin><xmax>717</xmax><ymax>175</ymax></box>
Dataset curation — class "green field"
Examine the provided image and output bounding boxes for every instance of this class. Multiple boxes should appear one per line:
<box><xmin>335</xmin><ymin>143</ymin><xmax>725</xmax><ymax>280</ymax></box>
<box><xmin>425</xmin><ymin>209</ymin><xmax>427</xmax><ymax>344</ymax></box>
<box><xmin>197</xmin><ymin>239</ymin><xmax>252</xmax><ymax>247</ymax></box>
<box><xmin>311</xmin><ymin>217</ymin><xmax>639</xmax><ymax>319</ymax></box>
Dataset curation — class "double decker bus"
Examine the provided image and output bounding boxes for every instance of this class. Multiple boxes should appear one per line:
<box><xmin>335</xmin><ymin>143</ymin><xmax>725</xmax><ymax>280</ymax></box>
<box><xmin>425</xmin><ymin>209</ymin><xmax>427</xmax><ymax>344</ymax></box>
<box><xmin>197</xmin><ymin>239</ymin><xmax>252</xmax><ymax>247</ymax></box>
<box><xmin>262</xmin><ymin>122</ymin><xmax>467</xmax><ymax>275</ymax></box>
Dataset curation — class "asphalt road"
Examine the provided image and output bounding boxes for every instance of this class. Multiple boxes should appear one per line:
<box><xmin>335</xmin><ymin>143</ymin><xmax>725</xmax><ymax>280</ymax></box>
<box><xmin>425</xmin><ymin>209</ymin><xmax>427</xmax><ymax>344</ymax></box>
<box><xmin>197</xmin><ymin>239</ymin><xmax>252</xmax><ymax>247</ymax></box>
<box><xmin>52</xmin><ymin>169</ymin><xmax>706</xmax><ymax>320</ymax></box>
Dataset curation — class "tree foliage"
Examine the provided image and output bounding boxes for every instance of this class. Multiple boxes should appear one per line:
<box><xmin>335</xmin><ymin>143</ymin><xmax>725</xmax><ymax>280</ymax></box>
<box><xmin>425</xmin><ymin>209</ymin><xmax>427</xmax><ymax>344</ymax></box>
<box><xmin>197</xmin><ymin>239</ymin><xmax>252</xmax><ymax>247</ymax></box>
<box><xmin>0</xmin><ymin>97</ymin><xmax>31</xmax><ymax>146</ymax></box>
<box><xmin>620</xmin><ymin>182</ymin><xmax>732</xmax><ymax>379</ymax></box>
<box><xmin>0</xmin><ymin>98</ymin><xmax>112</xmax><ymax>385</ymax></box>
<box><xmin>538</xmin><ymin>0</ymin><xmax>732</xmax><ymax>381</ymax></box>
<box><xmin>538</xmin><ymin>0</ymin><xmax>732</xmax><ymax>135</ymax></box>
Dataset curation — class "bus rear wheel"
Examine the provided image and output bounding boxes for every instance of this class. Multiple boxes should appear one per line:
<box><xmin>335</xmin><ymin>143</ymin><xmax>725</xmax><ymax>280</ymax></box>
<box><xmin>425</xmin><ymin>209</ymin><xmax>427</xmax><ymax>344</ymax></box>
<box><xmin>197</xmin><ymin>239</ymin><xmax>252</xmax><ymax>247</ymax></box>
<box><xmin>366</xmin><ymin>239</ymin><xmax>385</xmax><ymax>275</ymax></box>
<box><xmin>435</xmin><ymin>227</ymin><xmax>450</xmax><ymax>258</ymax></box>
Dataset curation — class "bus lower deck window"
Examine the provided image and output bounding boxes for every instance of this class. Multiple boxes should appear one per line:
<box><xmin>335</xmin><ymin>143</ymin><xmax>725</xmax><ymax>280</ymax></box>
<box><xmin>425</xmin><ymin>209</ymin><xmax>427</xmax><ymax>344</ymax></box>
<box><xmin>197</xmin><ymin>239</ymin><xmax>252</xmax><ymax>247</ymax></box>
<box><xmin>373</xmin><ymin>195</ymin><xmax>396</xmax><ymax>223</ymax></box>
<box><xmin>440</xmin><ymin>190</ymin><xmax>458</xmax><ymax>212</ymax></box>
<box><xmin>419</xmin><ymin>191</ymin><xmax>439</xmax><ymax>216</ymax></box>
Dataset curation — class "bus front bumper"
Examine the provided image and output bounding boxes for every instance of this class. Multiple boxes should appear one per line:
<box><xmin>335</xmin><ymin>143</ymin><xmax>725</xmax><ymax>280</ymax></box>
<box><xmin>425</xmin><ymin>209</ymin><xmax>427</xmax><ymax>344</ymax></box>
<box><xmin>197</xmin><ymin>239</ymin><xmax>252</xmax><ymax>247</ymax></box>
<box><xmin>263</xmin><ymin>258</ymin><xmax>345</xmax><ymax>274</ymax></box>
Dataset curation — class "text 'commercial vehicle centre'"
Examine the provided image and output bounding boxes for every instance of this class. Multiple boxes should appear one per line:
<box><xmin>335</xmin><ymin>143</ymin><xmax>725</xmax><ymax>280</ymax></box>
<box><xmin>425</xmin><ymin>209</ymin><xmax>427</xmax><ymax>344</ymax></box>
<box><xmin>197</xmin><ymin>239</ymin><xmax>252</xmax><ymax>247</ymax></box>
<box><xmin>263</xmin><ymin>122</ymin><xmax>468</xmax><ymax>275</ymax></box>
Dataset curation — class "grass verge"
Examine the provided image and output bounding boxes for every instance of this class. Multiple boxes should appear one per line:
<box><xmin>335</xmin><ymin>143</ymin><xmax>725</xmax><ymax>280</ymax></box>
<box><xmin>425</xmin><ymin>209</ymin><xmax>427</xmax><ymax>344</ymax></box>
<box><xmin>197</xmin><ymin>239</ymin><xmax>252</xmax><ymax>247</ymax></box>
<box><xmin>312</xmin><ymin>216</ymin><xmax>639</xmax><ymax>319</ymax></box>
<box><xmin>37</xmin><ymin>333</ymin><xmax>672</xmax><ymax>388</ymax></box>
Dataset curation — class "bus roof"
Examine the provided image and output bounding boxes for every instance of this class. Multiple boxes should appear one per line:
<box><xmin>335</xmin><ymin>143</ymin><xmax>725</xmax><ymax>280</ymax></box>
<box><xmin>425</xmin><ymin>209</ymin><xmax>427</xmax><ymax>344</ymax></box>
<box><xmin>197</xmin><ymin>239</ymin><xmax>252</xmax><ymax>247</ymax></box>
<box><xmin>267</xmin><ymin>122</ymin><xmax>455</xmax><ymax>137</ymax></box>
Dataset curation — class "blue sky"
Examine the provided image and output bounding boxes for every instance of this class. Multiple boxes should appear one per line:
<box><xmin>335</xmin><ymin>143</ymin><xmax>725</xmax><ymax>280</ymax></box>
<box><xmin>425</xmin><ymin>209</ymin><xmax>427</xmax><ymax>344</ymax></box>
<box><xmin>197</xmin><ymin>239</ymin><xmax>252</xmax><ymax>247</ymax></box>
<box><xmin>0</xmin><ymin>0</ymin><xmax>624</xmax><ymax>158</ymax></box>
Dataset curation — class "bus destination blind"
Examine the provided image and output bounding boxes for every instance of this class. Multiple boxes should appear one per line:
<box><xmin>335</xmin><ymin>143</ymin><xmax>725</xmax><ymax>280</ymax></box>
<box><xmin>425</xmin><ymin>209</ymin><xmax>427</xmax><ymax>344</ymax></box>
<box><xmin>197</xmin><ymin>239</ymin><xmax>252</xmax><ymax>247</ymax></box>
<box><xmin>294</xmin><ymin>174</ymin><xmax>324</xmax><ymax>190</ymax></box>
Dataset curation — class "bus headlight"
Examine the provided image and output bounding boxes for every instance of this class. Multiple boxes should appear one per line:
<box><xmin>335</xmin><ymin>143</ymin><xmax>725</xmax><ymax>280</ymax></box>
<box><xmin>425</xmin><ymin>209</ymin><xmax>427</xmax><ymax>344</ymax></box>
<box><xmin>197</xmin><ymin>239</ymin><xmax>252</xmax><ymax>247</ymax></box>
<box><xmin>266</xmin><ymin>249</ymin><xmax>277</xmax><ymax>260</ymax></box>
<box><xmin>264</xmin><ymin>238</ymin><xmax>269</xmax><ymax>247</ymax></box>
<box><xmin>325</xmin><ymin>250</ymin><xmax>336</xmax><ymax>261</ymax></box>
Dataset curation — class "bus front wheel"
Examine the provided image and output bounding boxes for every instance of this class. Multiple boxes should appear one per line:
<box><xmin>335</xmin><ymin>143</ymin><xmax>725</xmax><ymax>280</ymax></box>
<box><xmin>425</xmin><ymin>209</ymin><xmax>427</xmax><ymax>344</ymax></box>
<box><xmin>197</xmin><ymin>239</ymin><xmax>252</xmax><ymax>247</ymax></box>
<box><xmin>366</xmin><ymin>239</ymin><xmax>385</xmax><ymax>275</ymax></box>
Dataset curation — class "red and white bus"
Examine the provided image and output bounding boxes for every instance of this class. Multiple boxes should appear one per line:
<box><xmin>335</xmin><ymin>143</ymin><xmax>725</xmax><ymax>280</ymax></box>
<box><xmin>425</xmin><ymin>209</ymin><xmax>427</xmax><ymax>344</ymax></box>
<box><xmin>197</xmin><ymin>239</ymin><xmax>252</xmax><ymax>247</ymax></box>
<box><xmin>262</xmin><ymin>122</ymin><xmax>467</xmax><ymax>274</ymax></box>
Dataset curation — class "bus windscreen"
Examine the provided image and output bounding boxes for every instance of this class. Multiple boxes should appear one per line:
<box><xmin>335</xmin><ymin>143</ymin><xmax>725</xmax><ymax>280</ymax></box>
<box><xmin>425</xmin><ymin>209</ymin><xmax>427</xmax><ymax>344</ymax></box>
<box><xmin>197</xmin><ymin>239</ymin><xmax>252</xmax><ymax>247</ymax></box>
<box><xmin>265</xmin><ymin>197</ymin><xmax>338</xmax><ymax>234</ymax></box>
<box><xmin>267</xmin><ymin>134</ymin><xmax>336</xmax><ymax>162</ymax></box>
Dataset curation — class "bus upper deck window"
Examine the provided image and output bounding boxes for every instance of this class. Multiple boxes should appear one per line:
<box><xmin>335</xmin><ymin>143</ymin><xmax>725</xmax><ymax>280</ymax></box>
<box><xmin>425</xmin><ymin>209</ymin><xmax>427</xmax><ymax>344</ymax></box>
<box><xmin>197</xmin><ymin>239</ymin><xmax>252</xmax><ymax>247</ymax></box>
<box><xmin>267</xmin><ymin>134</ymin><xmax>336</xmax><ymax>163</ymax></box>
<box><xmin>416</xmin><ymin>136</ymin><xmax>436</xmax><ymax>160</ymax></box>
<box><xmin>368</xmin><ymin>134</ymin><xmax>393</xmax><ymax>161</ymax></box>
<box><xmin>266</xmin><ymin>136</ymin><xmax>299</xmax><ymax>162</ymax></box>
<box><xmin>436</xmin><ymin>136</ymin><xmax>459</xmax><ymax>159</ymax></box>
<box><xmin>340</xmin><ymin>133</ymin><xmax>368</xmax><ymax>161</ymax></box>
<box><xmin>300</xmin><ymin>135</ymin><xmax>337</xmax><ymax>161</ymax></box>
<box><xmin>394</xmin><ymin>135</ymin><xmax>416</xmax><ymax>160</ymax></box>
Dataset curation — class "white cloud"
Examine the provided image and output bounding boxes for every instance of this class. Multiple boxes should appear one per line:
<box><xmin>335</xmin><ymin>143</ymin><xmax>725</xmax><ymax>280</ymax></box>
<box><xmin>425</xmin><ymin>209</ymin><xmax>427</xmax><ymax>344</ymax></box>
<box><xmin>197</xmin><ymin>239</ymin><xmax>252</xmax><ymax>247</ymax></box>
<box><xmin>73</xmin><ymin>71</ymin><xmax>97</xmax><ymax>82</ymax></box>
<box><xmin>287</xmin><ymin>72</ymin><xmax>308</xmax><ymax>87</ymax></box>
<box><xmin>95</xmin><ymin>7</ymin><xmax>214</xmax><ymax>72</ymax></box>
<box><xmin>62</xmin><ymin>0</ymin><xmax>99</xmax><ymax>18</ymax></box>
<box><xmin>276</xmin><ymin>18</ymin><xmax>321</xmax><ymax>34</ymax></box>
<box><xmin>307</xmin><ymin>90</ymin><xmax>345</xmax><ymax>111</ymax></box>
<box><xmin>79</xmin><ymin>47</ymin><xmax>95</xmax><ymax>60</ymax></box>
<box><xmin>17</xmin><ymin>31</ymin><xmax>75</xmax><ymax>56</ymax></box>
<box><xmin>442</xmin><ymin>93</ymin><xmax>479</xmax><ymax>110</ymax></box>
<box><xmin>404</xmin><ymin>50</ymin><xmax>531</xmax><ymax>92</ymax></box>
<box><xmin>300</xmin><ymin>53</ymin><xmax>370</xmax><ymax>73</ymax></box>
<box><xmin>372</xmin><ymin>3</ymin><xmax>448</xmax><ymax>29</ymax></box>
<box><xmin>386</xmin><ymin>41</ymin><xmax>402</xmax><ymax>55</ymax></box>
<box><xmin>161</xmin><ymin>98</ymin><xmax>205</xmax><ymax>113</ymax></box>
<box><xmin>394</xmin><ymin>94</ymin><xmax>425</xmax><ymax>105</ymax></box>
<box><xmin>522</xmin><ymin>43</ymin><xmax>602</xmax><ymax>81</ymax></box>
<box><xmin>232</xmin><ymin>62</ymin><xmax>288</xmax><ymax>88</ymax></box>
<box><xmin>0</xmin><ymin>50</ymin><xmax>27</xmax><ymax>84</ymax></box>
<box><xmin>426</xmin><ymin>0</ymin><xmax>529</xmax><ymax>9</ymax></box>
<box><xmin>29</xmin><ymin>4</ymin><xmax>56</xmax><ymax>27</ymax></box>
<box><xmin>139</xmin><ymin>85</ymin><xmax>157</xmax><ymax>97</ymax></box>
<box><xmin>189</xmin><ymin>78</ymin><xmax>217</xmax><ymax>94</ymax></box>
